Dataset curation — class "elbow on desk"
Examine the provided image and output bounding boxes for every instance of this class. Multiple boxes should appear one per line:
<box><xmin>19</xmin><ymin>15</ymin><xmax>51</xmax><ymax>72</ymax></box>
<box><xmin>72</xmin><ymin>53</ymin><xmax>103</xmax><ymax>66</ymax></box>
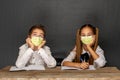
<box><xmin>47</xmin><ymin>62</ymin><xmax>57</xmax><ymax>68</ymax></box>
<box><xmin>94</xmin><ymin>60</ymin><xmax>107</xmax><ymax>68</ymax></box>
<box><xmin>15</xmin><ymin>62</ymin><xmax>25</xmax><ymax>68</ymax></box>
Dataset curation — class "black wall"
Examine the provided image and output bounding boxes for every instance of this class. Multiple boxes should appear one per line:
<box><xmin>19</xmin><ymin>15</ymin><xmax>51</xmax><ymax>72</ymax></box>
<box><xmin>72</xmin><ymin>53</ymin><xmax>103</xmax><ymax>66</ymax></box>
<box><xmin>0</xmin><ymin>0</ymin><xmax>120</xmax><ymax>69</ymax></box>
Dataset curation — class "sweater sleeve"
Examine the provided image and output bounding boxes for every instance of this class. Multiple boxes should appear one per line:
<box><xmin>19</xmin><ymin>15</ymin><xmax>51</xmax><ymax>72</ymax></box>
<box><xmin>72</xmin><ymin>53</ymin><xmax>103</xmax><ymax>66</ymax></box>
<box><xmin>15</xmin><ymin>44</ymin><xmax>34</xmax><ymax>68</ymax></box>
<box><xmin>38</xmin><ymin>46</ymin><xmax>56</xmax><ymax>68</ymax></box>
<box><xmin>61</xmin><ymin>51</ymin><xmax>76</xmax><ymax>66</ymax></box>
<box><xmin>93</xmin><ymin>46</ymin><xmax>107</xmax><ymax>68</ymax></box>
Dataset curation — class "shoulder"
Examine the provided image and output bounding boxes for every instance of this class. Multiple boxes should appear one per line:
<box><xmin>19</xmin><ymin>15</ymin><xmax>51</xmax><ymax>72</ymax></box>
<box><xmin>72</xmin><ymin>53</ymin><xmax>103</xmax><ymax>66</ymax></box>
<box><xmin>42</xmin><ymin>45</ymin><xmax>51</xmax><ymax>55</ymax></box>
<box><xmin>96</xmin><ymin>45</ymin><xmax>104</xmax><ymax>54</ymax></box>
<box><xmin>96</xmin><ymin>45</ymin><xmax>103</xmax><ymax>50</ymax></box>
<box><xmin>43</xmin><ymin>45</ymin><xmax>50</xmax><ymax>50</ymax></box>
<box><xmin>68</xmin><ymin>49</ymin><xmax>76</xmax><ymax>57</ymax></box>
<box><xmin>19</xmin><ymin>43</ymin><xmax>29</xmax><ymax>50</ymax></box>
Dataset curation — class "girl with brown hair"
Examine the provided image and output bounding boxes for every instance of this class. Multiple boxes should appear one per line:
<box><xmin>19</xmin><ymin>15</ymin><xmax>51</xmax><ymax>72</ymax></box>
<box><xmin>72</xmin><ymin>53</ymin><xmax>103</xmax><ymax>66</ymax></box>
<box><xmin>62</xmin><ymin>24</ymin><xmax>106</xmax><ymax>69</ymax></box>
<box><xmin>15</xmin><ymin>24</ymin><xmax>56</xmax><ymax>69</ymax></box>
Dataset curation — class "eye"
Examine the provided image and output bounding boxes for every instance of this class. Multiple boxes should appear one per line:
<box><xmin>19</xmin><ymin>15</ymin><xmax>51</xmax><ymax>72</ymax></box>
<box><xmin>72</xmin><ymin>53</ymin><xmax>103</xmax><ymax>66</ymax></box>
<box><xmin>87</xmin><ymin>34</ymin><xmax>92</xmax><ymax>36</ymax></box>
<box><xmin>37</xmin><ymin>34</ymin><xmax>43</xmax><ymax>38</ymax></box>
<box><xmin>31</xmin><ymin>33</ymin><xmax>38</xmax><ymax>37</ymax></box>
<box><xmin>81</xmin><ymin>34</ymin><xmax>86</xmax><ymax>36</ymax></box>
<box><xmin>87</xmin><ymin>33</ymin><xmax>94</xmax><ymax>36</ymax></box>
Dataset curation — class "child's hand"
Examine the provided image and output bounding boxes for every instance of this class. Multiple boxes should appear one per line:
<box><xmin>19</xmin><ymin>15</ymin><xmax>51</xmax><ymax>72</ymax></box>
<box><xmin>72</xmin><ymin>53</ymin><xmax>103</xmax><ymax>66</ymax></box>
<box><xmin>78</xmin><ymin>62</ymin><xmax>89</xmax><ymax>69</ymax></box>
<box><xmin>37</xmin><ymin>40</ymin><xmax>46</xmax><ymax>49</ymax></box>
<box><xmin>26</xmin><ymin>37</ymin><xmax>34</xmax><ymax>49</ymax></box>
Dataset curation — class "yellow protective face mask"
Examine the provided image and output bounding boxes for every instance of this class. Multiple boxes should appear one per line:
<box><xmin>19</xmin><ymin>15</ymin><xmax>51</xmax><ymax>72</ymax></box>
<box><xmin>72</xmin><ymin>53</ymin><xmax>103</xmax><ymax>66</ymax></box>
<box><xmin>31</xmin><ymin>36</ymin><xmax>43</xmax><ymax>46</ymax></box>
<box><xmin>81</xmin><ymin>36</ymin><xmax>93</xmax><ymax>44</ymax></box>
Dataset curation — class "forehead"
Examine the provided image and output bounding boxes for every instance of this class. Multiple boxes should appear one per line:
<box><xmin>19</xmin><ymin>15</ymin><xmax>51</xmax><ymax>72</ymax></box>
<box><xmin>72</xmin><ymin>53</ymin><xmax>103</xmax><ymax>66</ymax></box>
<box><xmin>32</xmin><ymin>28</ymin><xmax>44</xmax><ymax>34</ymax></box>
<box><xmin>81</xmin><ymin>27</ymin><xmax>93</xmax><ymax>33</ymax></box>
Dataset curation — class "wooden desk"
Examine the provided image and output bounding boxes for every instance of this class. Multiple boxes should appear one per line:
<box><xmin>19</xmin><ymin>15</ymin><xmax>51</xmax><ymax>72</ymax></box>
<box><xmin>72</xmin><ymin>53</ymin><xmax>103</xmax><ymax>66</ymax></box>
<box><xmin>0</xmin><ymin>66</ymin><xmax>120</xmax><ymax>80</ymax></box>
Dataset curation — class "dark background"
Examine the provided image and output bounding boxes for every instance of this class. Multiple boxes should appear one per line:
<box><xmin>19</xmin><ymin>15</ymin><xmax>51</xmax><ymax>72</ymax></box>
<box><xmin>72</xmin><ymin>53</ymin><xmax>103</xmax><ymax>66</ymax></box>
<box><xmin>0</xmin><ymin>0</ymin><xmax>120</xmax><ymax>69</ymax></box>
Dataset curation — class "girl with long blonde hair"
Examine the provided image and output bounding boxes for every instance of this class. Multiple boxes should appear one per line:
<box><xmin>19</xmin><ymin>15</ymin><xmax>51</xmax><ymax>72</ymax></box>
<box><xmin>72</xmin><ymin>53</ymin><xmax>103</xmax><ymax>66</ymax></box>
<box><xmin>62</xmin><ymin>24</ymin><xmax>106</xmax><ymax>69</ymax></box>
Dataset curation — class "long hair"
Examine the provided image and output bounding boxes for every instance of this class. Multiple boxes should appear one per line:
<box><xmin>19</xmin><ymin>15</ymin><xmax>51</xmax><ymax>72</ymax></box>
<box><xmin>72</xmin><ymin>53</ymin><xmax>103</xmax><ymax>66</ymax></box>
<box><xmin>75</xmin><ymin>24</ymin><xmax>99</xmax><ymax>64</ymax></box>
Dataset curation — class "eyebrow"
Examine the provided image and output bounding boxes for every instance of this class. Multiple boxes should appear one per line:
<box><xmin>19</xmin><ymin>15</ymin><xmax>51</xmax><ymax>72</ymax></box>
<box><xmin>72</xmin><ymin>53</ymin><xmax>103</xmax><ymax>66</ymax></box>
<box><xmin>33</xmin><ymin>32</ymin><xmax>44</xmax><ymax>34</ymax></box>
<box><xmin>81</xmin><ymin>32</ymin><xmax>93</xmax><ymax>34</ymax></box>
<box><xmin>40</xmin><ymin>33</ymin><xmax>44</xmax><ymax>34</ymax></box>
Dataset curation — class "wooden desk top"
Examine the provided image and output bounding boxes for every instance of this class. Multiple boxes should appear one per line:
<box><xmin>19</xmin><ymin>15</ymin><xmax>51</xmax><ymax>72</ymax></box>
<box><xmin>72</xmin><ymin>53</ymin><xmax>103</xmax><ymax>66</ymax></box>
<box><xmin>0</xmin><ymin>66</ymin><xmax>120</xmax><ymax>80</ymax></box>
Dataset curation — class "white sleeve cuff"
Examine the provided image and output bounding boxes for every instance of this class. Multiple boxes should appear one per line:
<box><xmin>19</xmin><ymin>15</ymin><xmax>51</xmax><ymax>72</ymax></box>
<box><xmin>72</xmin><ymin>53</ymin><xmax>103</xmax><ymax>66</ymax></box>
<box><xmin>94</xmin><ymin>57</ymin><xmax>106</xmax><ymax>68</ymax></box>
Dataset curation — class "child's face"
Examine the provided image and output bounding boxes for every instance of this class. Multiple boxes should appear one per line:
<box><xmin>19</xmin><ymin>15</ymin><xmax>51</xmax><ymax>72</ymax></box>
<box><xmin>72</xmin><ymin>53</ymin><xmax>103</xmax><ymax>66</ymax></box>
<box><xmin>80</xmin><ymin>27</ymin><xmax>95</xmax><ymax>45</ymax></box>
<box><xmin>30</xmin><ymin>28</ymin><xmax>44</xmax><ymax>38</ymax></box>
